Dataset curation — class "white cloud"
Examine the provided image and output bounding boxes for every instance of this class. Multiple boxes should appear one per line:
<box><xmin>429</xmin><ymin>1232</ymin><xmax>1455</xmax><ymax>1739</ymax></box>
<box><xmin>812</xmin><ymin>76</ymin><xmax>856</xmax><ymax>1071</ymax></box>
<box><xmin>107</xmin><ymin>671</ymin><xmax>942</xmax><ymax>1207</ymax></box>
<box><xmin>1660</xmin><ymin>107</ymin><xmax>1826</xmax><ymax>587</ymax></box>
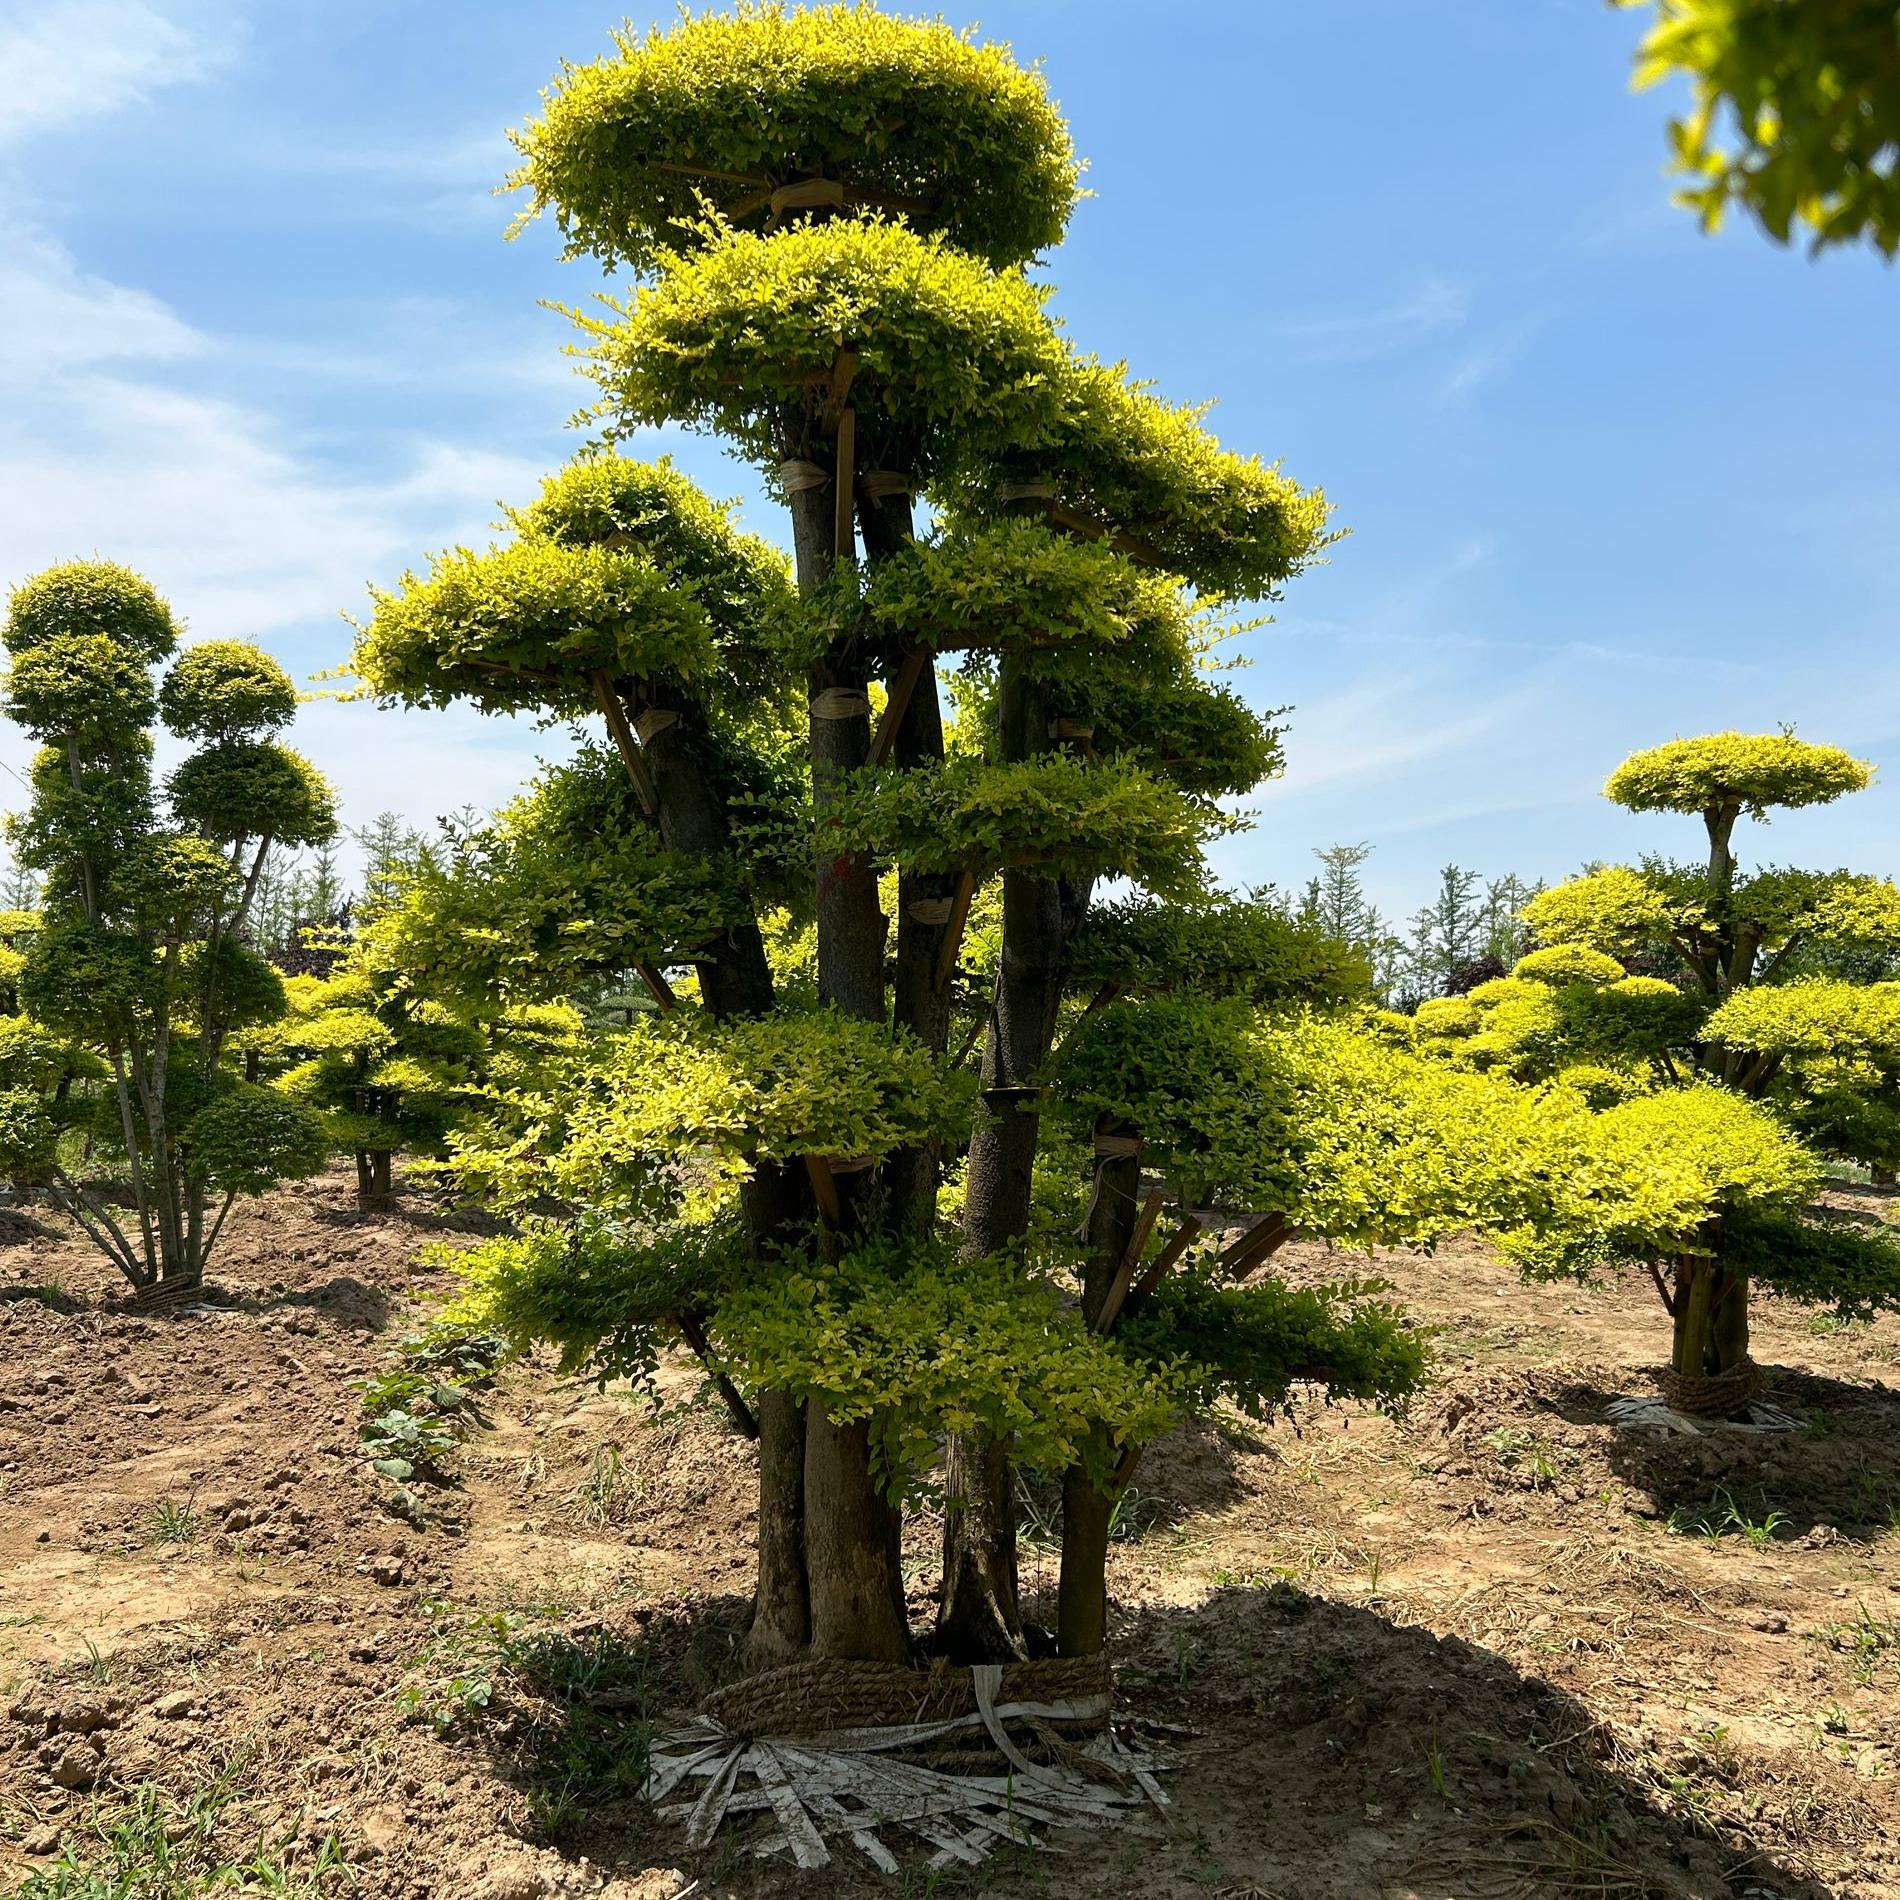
<box><xmin>1274</xmin><ymin>277</ymin><xmax>1470</xmax><ymax>364</ymax></box>
<box><xmin>0</xmin><ymin>0</ymin><xmax>229</xmax><ymax>144</ymax></box>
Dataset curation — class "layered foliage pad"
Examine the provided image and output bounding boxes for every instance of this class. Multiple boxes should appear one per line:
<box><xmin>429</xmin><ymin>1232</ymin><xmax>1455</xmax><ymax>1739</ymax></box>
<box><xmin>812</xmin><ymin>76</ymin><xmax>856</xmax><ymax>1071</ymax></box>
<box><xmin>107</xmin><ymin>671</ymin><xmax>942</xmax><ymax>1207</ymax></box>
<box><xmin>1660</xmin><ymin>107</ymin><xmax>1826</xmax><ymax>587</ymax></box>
<box><xmin>1066</xmin><ymin>895</ymin><xmax>1370</xmax><ymax>1006</ymax></box>
<box><xmin>579</xmin><ymin>216</ymin><xmax>1069</xmax><ymax>477</ymax></box>
<box><xmin>352</xmin><ymin>455</ymin><xmax>798</xmax><ymax>721</ymax></box>
<box><xmin>1524</xmin><ymin>862</ymin><xmax>1900</xmax><ymax>970</ymax></box>
<box><xmin>820</xmin><ymin>753</ymin><xmax>1231</xmax><ymax>898</ymax></box>
<box><xmin>1619</xmin><ymin>0</ymin><xmax>1900</xmax><ymax>256</ymax></box>
<box><xmin>369</xmin><ymin>749</ymin><xmax>760</xmax><ymax>1006</ymax></box>
<box><xmin>510</xmin><ymin>1</ymin><xmax>1080</xmax><ymax>271</ymax></box>
<box><xmin>943</xmin><ymin>358</ymin><xmax>1334</xmax><ymax>599</ymax></box>
<box><xmin>1053</xmin><ymin>999</ymin><xmax>1554</xmax><ymax>1247</ymax></box>
<box><xmin>1605</xmin><ymin>731</ymin><xmax>1873</xmax><ymax>817</ymax></box>
<box><xmin>450</xmin><ymin>1011</ymin><xmax>972</xmax><ymax>1218</ymax></box>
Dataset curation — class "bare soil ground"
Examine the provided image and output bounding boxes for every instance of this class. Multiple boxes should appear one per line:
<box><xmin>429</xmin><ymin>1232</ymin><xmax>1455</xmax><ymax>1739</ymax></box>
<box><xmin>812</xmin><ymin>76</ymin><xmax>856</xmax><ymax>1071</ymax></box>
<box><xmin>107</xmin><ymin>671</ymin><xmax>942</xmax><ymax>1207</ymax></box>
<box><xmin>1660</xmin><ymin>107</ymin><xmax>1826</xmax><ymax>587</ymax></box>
<box><xmin>2</xmin><ymin>1170</ymin><xmax>1897</xmax><ymax>1898</ymax></box>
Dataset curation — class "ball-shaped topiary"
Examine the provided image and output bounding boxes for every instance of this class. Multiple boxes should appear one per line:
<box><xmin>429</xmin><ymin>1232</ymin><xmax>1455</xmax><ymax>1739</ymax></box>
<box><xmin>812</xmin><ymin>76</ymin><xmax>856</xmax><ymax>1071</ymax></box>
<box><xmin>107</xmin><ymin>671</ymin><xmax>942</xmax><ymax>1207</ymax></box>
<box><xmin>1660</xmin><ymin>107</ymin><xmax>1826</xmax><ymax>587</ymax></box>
<box><xmin>4</xmin><ymin>560</ymin><xmax>179</xmax><ymax>663</ymax></box>
<box><xmin>159</xmin><ymin>642</ymin><xmax>298</xmax><ymax>741</ymax></box>
<box><xmin>509</xmin><ymin>1</ymin><xmax>1081</xmax><ymax>272</ymax></box>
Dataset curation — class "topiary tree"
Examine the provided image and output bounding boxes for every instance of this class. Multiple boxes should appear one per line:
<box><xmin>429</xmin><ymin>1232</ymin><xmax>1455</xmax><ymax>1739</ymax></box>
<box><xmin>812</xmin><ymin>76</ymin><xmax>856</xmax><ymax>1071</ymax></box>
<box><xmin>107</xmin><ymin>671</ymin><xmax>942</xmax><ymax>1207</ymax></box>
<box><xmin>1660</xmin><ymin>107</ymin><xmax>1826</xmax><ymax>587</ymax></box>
<box><xmin>1432</xmin><ymin>731</ymin><xmax>1900</xmax><ymax>1411</ymax></box>
<box><xmin>351</xmin><ymin>4</ymin><xmax>1432</xmax><ymax>1715</ymax></box>
<box><xmin>0</xmin><ymin>562</ymin><xmax>334</xmax><ymax>1295</ymax></box>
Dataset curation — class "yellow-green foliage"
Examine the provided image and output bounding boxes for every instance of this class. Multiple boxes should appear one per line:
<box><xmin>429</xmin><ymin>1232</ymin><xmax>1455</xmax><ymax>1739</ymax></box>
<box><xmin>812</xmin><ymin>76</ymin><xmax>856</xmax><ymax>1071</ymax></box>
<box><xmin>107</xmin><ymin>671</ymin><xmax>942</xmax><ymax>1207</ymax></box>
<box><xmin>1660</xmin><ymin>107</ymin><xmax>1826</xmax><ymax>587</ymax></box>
<box><xmin>580</xmin><ymin>216</ymin><xmax>1070</xmax><ymax>477</ymax></box>
<box><xmin>807</xmin><ymin>518</ymin><xmax>1149</xmax><ymax>666</ymax></box>
<box><xmin>1054</xmin><ymin>999</ymin><xmax>1557</xmax><ymax>1248</ymax></box>
<box><xmin>1606</xmin><ymin>731</ymin><xmax>1872</xmax><ymax>817</ymax></box>
<box><xmin>157</xmin><ymin>642</ymin><xmax>297</xmax><ymax>742</ymax></box>
<box><xmin>167</xmin><ymin>741</ymin><xmax>335</xmax><ymax>848</ymax></box>
<box><xmin>1502</xmin><ymin>1084</ymin><xmax>1821</xmax><ymax>1279</ymax></box>
<box><xmin>509</xmin><ymin>454</ymin><xmax>796</xmax><ymax>635</ymax></box>
<box><xmin>718</xmin><ymin>1234</ymin><xmax>1180</xmax><ymax>1491</ymax></box>
<box><xmin>367</xmin><ymin>749</ymin><xmax>756</xmax><ymax>1006</ymax></box>
<box><xmin>510</xmin><ymin>2</ymin><xmax>1080</xmax><ymax>272</ymax></box>
<box><xmin>1066</xmin><ymin>894</ymin><xmax>1370</xmax><ymax>1007</ymax></box>
<box><xmin>5</xmin><ymin>560</ymin><xmax>178</xmax><ymax>662</ymax></box>
<box><xmin>1618</xmin><ymin>0</ymin><xmax>1900</xmax><ymax>256</ymax></box>
<box><xmin>1514</xmin><ymin>944</ymin><xmax>1625</xmax><ymax>986</ymax></box>
<box><xmin>1413</xmin><ymin>996</ymin><xmax>1480</xmax><ymax>1036</ymax></box>
<box><xmin>1704</xmin><ymin>978</ymin><xmax>1900</xmax><ymax>1063</ymax></box>
<box><xmin>352</xmin><ymin>541</ymin><xmax>722</xmax><ymax>717</ymax></box>
<box><xmin>944</xmin><ymin>357</ymin><xmax>1333</xmax><ymax>598</ymax></box>
<box><xmin>1525</xmin><ymin>863</ymin><xmax>1900</xmax><ymax>967</ymax></box>
<box><xmin>455</xmin><ymin>1011</ymin><xmax>972</xmax><ymax>1216</ymax></box>
<box><xmin>820</xmin><ymin>753</ymin><xmax>1229</xmax><ymax>899</ymax></box>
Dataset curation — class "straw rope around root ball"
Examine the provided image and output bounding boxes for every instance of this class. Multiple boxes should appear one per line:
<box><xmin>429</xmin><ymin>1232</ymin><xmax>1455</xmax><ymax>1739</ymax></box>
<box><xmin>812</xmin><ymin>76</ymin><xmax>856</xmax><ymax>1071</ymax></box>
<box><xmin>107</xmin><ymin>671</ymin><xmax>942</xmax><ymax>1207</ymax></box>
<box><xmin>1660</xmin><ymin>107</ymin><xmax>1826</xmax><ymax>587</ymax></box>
<box><xmin>703</xmin><ymin>1653</ymin><xmax>1111</xmax><ymax>1740</ymax></box>
<box><xmin>1661</xmin><ymin>1355</ymin><xmax>1765</xmax><ymax>1419</ymax></box>
<box><xmin>648</xmin><ymin>1654</ymin><xmax>1166</xmax><ymax>1874</ymax></box>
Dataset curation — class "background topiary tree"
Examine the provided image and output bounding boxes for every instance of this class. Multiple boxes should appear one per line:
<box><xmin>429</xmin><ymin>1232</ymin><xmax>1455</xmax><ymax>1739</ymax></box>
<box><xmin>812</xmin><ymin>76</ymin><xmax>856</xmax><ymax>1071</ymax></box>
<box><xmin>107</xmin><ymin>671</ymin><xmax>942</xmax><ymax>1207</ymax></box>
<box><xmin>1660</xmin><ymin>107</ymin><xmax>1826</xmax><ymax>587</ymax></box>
<box><xmin>1422</xmin><ymin>731</ymin><xmax>1900</xmax><ymax>1410</ymax></box>
<box><xmin>0</xmin><ymin>562</ymin><xmax>334</xmax><ymax>1295</ymax></box>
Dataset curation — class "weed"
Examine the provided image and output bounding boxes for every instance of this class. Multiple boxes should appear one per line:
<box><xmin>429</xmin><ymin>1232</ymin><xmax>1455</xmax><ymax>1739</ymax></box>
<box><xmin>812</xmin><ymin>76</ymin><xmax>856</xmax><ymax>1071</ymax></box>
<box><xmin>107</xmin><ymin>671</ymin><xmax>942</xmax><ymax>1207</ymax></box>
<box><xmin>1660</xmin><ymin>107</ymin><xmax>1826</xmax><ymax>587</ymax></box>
<box><xmin>1663</xmin><ymin>1486</ymin><xmax>1787</xmax><ymax>1547</ymax></box>
<box><xmin>77</xmin><ymin>1640</ymin><xmax>112</xmax><ymax>1686</ymax></box>
<box><xmin>143</xmin><ymin>1491</ymin><xmax>199</xmax><ymax>1547</ymax></box>
<box><xmin>578</xmin><ymin>1444</ymin><xmax>636</xmax><ymax>1528</ymax></box>
<box><xmin>1807</xmin><ymin>1604</ymin><xmax>1900</xmax><ymax>1686</ymax></box>
<box><xmin>13</xmin><ymin>1752</ymin><xmax>349</xmax><ymax>1896</ymax></box>
<box><xmin>1421</xmin><ymin>1727</ymin><xmax>1450</xmax><ymax>1799</ymax></box>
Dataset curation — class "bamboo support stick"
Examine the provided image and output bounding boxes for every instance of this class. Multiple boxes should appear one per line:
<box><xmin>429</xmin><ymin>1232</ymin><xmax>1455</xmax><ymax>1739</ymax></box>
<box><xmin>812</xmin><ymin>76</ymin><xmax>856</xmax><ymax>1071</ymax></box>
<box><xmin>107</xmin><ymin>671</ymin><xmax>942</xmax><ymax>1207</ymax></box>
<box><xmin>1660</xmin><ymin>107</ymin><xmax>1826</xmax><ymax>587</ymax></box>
<box><xmin>1093</xmin><ymin>1189</ymin><xmax>1165</xmax><ymax>1334</ymax></box>
<box><xmin>804</xmin><ymin>1153</ymin><xmax>842</xmax><ymax>1229</ymax></box>
<box><xmin>1130</xmin><ymin>1214</ymin><xmax>1203</xmax><ymax>1308</ymax></box>
<box><xmin>590</xmin><ymin>670</ymin><xmax>658</xmax><ymax>817</ymax></box>
<box><xmin>1219</xmin><ymin>1212</ymin><xmax>1290</xmax><ymax>1276</ymax></box>
<box><xmin>932</xmin><ymin>869</ymin><xmax>976</xmax><ymax>994</ymax></box>
<box><xmin>870</xmin><ymin>646</ymin><xmax>929</xmax><ymax>766</ymax></box>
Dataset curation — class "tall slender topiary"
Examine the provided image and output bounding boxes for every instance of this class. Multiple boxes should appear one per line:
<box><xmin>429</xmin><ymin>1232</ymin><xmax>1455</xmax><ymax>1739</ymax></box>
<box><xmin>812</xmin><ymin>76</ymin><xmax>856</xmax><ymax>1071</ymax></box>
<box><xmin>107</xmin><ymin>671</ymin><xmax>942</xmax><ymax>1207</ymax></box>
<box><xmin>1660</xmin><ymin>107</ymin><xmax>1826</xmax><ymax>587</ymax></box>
<box><xmin>0</xmin><ymin>562</ymin><xmax>334</xmax><ymax>1295</ymax></box>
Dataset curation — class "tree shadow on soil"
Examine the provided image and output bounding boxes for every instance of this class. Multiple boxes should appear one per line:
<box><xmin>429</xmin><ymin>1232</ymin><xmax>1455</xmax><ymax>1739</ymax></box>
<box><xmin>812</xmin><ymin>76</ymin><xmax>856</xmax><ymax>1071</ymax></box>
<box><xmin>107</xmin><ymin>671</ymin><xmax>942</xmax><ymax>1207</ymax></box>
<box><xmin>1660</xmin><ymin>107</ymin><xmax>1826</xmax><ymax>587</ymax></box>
<box><xmin>447</xmin><ymin>1585</ymin><xmax>1850</xmax><ymax>1899</ymax></box>
<box><xmin>1544</xmin><ymin>1368</ymin><xmax>1900</xmax><ymax>1544</ymax></box>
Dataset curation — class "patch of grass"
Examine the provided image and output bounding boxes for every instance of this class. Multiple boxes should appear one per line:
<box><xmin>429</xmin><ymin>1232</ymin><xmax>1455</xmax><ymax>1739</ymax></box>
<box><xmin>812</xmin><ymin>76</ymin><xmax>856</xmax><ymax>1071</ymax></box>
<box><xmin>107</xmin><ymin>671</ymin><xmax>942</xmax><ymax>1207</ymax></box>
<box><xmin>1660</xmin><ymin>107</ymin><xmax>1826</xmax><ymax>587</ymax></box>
<box><xmin>577</xmin><ymin>1444</ymin><xmax>638</xmax><ymax>1529</ymax></box>
<box><xmin>10</xmin><ymin>1753</ymin><xmax>349</xmax><ymax>1897</ymax></box>
<box><xmin>143</xmin><ymin>1491</ymin><xmax>199</xmax><ymax>1547</ymax></box>
<box><xmin>1807</xmin><ymin>1604</ymin><xmax>1900</xmax><ymax>1686</ymax></box>
<box><xmin>0</xmin><ymin>1281</ymin><xmax>80</xmax><ymax>1315</ymax></box>
<box><xmin>1663</xmin><ymin>1486</ymin><xmax>1787</xmax><ymax>1548</ymax></box>
<box><xmin>401</xmin><ymin>1603</ymin><xmax>653</xmax><ymax>1838</ymax></box>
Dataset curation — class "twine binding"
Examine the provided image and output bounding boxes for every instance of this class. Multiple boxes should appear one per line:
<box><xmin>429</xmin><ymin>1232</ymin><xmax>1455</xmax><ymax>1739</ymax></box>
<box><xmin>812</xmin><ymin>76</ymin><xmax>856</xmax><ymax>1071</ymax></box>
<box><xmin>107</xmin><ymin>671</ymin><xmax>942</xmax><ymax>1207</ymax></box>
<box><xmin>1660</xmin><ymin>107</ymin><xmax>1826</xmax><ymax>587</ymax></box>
<box><xmin>781</xmin><ymin>460</ymin><xmax>831</xmax><ymax>495</ymax></box>
<box><xmin>1662</xmin><ymin>1355</ymin><xmax>1764</xmax><ymax>1418</ymax></box>
<box><xmin>634</xmin><ymin>708</ymin><xmax>679</xmax><ymax>744</ymax></box>
<box><xmin>810</xmin><ymin>688</ymin><xmax>871</xmax><ymax>720</ymax></box>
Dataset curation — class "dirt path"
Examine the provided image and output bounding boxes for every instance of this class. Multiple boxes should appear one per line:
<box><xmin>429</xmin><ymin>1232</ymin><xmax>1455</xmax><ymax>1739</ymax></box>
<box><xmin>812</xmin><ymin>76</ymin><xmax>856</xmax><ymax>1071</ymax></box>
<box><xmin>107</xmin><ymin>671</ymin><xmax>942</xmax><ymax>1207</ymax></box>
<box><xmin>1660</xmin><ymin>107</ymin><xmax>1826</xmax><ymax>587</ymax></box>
<box><xmin>2</xmin><ymin>1173</ymin><xmax>1896</xmax><ymax>1897</ymax></box>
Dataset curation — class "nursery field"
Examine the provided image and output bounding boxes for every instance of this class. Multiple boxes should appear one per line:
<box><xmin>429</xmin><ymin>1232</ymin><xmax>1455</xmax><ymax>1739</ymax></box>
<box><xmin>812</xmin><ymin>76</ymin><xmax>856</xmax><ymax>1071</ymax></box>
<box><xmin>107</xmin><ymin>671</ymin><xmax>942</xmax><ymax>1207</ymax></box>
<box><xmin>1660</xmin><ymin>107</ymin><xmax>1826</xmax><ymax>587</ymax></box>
<box><xmin>2</xmin><ymin>1172</ymin><xmax>1896</xmax><ymax>1900</ymax></box>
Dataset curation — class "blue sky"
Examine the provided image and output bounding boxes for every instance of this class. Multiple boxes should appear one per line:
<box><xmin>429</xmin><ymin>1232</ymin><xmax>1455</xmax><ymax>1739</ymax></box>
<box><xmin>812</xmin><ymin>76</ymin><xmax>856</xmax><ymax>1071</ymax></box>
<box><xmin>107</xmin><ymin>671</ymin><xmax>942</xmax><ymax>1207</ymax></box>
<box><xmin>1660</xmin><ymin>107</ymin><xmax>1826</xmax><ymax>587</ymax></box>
<box><xmin>1</xmin><ymin>0</ymin><xmax>1895</xmax><ymax>925</ymax></box>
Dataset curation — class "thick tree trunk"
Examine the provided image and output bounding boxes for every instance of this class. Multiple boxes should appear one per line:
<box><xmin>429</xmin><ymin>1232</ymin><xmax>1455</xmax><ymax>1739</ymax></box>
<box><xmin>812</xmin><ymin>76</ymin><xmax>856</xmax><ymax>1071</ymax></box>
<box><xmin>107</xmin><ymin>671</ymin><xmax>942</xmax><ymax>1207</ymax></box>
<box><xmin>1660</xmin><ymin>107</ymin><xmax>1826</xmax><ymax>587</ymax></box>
<box><xmin>371</xmin><ymin>1148</ymin><xmax>392</xmax><ymax>1206</ymax></box>
<box><xmin>783</xmin><ymin>459</ymin><xmax>909</xmax><ymax>1664</ymax></box>
<box><xmin>1057</xmin><ymin>1126</ymin><xmax>1142</xmax><ymax>1657</ymax></box>
<box><xmin>943</xmin><ymin>659</ymin><xmax>1083</xmax><ymax>1662</ymax></box>
<box><xmin>804</xmin><ymin>1407</ymin><xmax>910</xmax><ymax>1661</ymax></box>
<box><xmin>747</xmin><ymin>1388</ymin><xmax>811</xmax><ymax>1667</ymax></box>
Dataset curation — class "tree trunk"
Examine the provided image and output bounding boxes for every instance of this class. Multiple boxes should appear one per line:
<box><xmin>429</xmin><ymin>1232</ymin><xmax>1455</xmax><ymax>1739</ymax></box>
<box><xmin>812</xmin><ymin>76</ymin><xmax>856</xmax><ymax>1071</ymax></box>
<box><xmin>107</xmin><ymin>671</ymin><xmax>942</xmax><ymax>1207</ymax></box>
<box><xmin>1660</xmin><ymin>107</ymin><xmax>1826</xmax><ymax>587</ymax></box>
<box><xmin>354</xmin><ymin>1148</ymin><xmax>374</xmax><ymax>1216</ymax></box>
<box><xmin>371</xmin><ymin>1148</ymin><xmax>393</xmax><ymax>1206</ymax></box>
<box><xmin>1057</xmin><ymin>1124</ymin><xmax>1142</xmax><ymax>1657</ymax></box>
<box><xmin>781</xmin><ymin>456</ymin><xmax>909</xmax><ymax>1664</ymax></box>
<box><xmin>747</xmin><ymin>1387</ymin><xmax>811</xmax><ymax>1667</ymax></box>
<box><xmin>942</xmin><ymin>659</ymin><xmax>1074</xmax><ymax>1662</ymax></box>
<box><xmin>803</xmin><ymin>1407</ymin><xmax>910</xmax><ymax>1661</ymax></box>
